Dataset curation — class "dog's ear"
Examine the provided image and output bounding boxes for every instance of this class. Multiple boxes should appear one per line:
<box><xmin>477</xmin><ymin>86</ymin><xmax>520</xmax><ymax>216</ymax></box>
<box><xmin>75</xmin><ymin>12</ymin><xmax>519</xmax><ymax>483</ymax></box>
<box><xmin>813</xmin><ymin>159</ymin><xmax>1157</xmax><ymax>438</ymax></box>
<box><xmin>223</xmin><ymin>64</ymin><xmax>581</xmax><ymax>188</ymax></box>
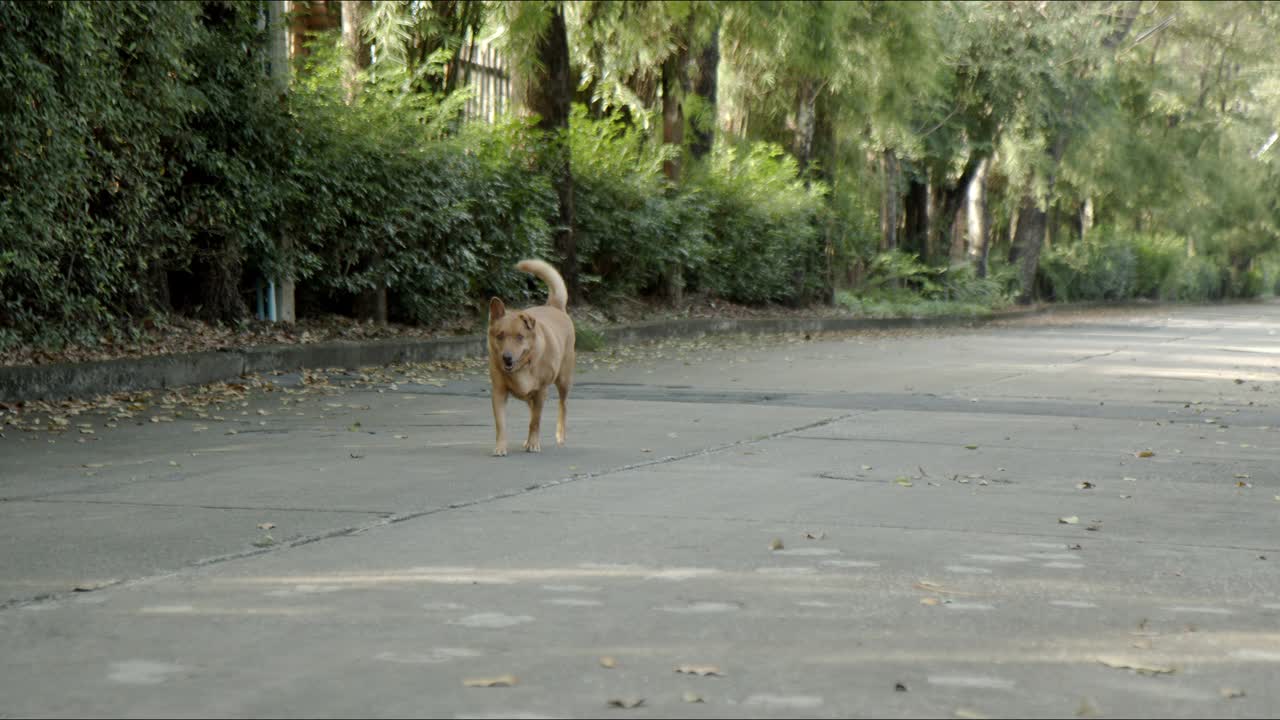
<box><xmin>489</xmin><ymin>297</ymin><xmax>506</xmax><ymax>323</ymax></box>
<box><xmin>521</xmin><ymin>313</ymin><xmax>536</xmax><ymax>331</ymax></box>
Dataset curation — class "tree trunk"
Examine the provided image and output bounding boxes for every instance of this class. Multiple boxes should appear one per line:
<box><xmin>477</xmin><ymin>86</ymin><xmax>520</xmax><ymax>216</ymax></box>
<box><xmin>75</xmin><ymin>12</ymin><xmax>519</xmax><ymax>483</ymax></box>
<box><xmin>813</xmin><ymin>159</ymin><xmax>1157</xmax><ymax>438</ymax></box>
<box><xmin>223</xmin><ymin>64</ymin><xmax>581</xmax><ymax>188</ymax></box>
<box><xmin>268</xmin><ymin>0</ymin><xmax>295</xmax><ymax>323</ymax></box>
<box><xmin>1079</xmin><ymin>196</ymin><xmax>1094</xmax><ymax>242</ymax></box>
<box><xmin>927</xmin><ymin>153</ymin><xmax>989</xmax><ymax>268</ymax></box>
<box><xmin>1009</xmin><ymin>193</ymin><xmax>1048</xmax><ymax>305</ymax></box>
<box><xmin>341</xmin><ymin>0</ymin><xmax>384</xmax><ymax>324</ymax></box>
<box><xmin>811</xmin><ymin>85</ymin><xmax>836</xmax><ymax>186</ymax></box>
<box><xmin>661</xmin><ymin>44</ymin><xmax>686</xmax><ymax>182</ymax></box>
<box><xmin>966</xmin><ymin>157</ymin><xmax>990</xmax><ymax>276</ymax></box>
<box><xmin>792</xmin><ymin>78</ymin><xmax>818</xmax><ymax>179</ymax></box>
<box><xmin>689</xmin><ymin>24</ymin><xmax>719</xmax><ymax>160</ymax></box>
<box><xmin>949</xmin><ymin>205</ymin><xmax>967</xmax><ymax>263</ymax></box>
<box><xmin>288</xmin><ymin>0</ymin><xmax>341</xmax><ymax>61</ymax></box>
<box><xmin>879</xmin><ymin>149</ymin><xmax>900</xmax><ymax>252</ymax></box>
<box><xmin>1010</xmin><ymin>134</ymin><xmax>1067</xmax><ymax>304</ymax></box>
<box><xmin>660</xmin><ymin>42</ymin><xmax>688</xmax><ymax>303</ymax></box>
<box><xmin>902</xmin><ymin>173</ymin><xmax>928</xmax><ymax>259</ymax></box>
<box><xmin>340</xmin><ymin>0</ymin><xmax>371</xmax><ymax>105</ymax></box>
<box><xmin>523</xmin><ymin>4</ymin><xmax>577</xmax><ymax>302</ymax></box>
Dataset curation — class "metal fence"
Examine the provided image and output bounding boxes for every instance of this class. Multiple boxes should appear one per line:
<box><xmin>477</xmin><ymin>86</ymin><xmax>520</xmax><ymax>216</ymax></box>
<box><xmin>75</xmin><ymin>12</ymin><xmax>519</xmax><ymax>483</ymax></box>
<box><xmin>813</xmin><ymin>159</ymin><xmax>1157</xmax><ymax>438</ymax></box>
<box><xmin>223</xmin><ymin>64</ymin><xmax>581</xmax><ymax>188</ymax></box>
<box><xmin>456</xmin><ymin>41</ymin><xmax>510</xmax><ymax>124</ymax></box>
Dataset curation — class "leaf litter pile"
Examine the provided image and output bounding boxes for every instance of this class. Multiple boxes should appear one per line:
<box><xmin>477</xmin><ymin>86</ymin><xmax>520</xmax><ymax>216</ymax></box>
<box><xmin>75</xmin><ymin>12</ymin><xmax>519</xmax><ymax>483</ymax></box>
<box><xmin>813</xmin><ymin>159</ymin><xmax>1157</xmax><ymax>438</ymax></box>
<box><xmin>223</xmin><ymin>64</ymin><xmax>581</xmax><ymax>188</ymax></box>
<box><xmin>0</xmin><ymin>320</ymin><xmax>1025</xmax><ymax>441</ymax></box>
<box><xmin>0</xmin><ymin>358</ymin><xmax>479</xmax><ymax>443</ymax></box>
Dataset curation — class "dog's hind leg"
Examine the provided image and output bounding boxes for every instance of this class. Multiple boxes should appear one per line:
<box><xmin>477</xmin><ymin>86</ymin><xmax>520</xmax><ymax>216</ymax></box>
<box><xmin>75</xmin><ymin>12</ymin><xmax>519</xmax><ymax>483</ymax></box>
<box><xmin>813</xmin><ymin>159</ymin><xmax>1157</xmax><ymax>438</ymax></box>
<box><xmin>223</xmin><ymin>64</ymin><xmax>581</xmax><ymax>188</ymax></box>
<box><xmin>555</xmin><ymin>376</ymin><xmax>570</xmax><ymax>447</ymax></box>
<box><xmin>524</xmin><ymin>388</ymin><xmax>545</xmax><ymax>453</ymax></box>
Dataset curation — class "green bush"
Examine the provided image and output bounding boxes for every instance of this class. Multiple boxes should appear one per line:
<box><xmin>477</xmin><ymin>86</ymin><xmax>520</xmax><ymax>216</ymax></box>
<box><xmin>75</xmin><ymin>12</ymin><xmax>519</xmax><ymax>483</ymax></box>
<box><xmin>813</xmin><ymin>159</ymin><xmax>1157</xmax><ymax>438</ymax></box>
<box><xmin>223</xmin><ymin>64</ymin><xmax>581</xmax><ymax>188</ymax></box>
<box><xmin>0</xmin><ymin>0</ymin><xmax>288</xmax><ymax>347</ymax></box>
<box><xmin>1174</xmin><ymin>256</ymin><xmax>1226</xmax><ymax>301</ymax></box>
<box><xmin>1039</xmin><ymin>233</ymin><xmax>1137</xmax><ymax>302</ymax></box>
<box><xmin>285</xmin><ymin>39</ymin><xmax>555</xmax><ymax>325</ymax></box>
<box><xmin>839</xmin><ymin>251</ymin><xmax>1012</xmax><ymax>316</ymax></box>
<box><xmin>688</xmin><ymin>143</ymin><xmax>827</xmax><ymax>304</ymax></box>
<box><xmin>569</xmin><ymin>107</ymin><xmax>709</xmax><ymax>301</ymax></box>
<box><xmin>1131</xmin><ymin>233</ymin><xmax>1185</xmax><ymax>300</ymax></box>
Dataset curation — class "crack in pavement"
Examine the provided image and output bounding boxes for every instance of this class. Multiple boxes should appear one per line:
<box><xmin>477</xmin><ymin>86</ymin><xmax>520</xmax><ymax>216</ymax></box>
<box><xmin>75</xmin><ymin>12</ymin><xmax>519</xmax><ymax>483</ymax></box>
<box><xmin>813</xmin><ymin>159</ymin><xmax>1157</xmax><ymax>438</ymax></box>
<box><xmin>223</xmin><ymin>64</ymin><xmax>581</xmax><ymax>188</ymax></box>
<box><xmin>20</xmin><ymin>498</ymin><xmax>393</xmax><ymax>515</ymax></box>
<box><xmin>0</xmin><ymin>409</ymin><xmax>861</xmax><ymax>613</ymax></box>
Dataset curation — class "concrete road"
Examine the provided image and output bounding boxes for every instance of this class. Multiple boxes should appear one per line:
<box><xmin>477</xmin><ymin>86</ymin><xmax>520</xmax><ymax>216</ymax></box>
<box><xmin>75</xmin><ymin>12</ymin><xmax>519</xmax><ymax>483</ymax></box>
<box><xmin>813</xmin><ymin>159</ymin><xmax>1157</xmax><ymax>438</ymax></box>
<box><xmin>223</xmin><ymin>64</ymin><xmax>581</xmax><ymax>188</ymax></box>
<box><xmin>2</xmin><ymin>303</ymin><xmax>1280</xmax><ymax>718</ymax></box>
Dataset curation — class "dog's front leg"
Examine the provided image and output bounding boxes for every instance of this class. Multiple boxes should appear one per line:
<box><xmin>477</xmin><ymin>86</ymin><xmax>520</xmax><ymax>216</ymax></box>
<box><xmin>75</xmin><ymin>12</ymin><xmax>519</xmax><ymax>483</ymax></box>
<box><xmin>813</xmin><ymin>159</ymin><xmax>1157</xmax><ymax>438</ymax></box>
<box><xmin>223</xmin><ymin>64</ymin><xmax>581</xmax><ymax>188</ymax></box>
<box><xmin>492</xmin><ymin>385</ymin><xmax>509</xmax><ymax>456</ymax></box>
<box><xmin>524</xmin><ymin>388</ymin><xmax>545</xmax><ymax>453</ymax></box>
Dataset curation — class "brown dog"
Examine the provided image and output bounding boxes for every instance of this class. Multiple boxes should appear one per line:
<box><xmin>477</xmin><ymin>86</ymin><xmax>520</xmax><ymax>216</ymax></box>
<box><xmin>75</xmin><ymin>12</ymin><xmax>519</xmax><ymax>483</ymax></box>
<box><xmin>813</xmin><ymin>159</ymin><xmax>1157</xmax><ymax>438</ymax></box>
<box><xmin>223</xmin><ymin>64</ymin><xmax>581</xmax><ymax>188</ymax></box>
<box><xmin>488</xmin><ymin>259</ymin><xmax>575</xmax><ymax>456</ymax></box>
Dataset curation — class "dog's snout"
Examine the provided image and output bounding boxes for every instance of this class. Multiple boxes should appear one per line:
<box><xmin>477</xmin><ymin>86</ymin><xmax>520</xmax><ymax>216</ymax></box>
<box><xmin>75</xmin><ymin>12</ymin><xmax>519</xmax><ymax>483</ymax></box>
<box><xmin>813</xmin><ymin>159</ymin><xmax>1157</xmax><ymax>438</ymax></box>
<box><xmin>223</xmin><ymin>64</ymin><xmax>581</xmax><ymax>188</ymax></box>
<box><xmin>502</xmin><ymin>351</ymin><xmax>514</xmax><ymax>366</ymax></box>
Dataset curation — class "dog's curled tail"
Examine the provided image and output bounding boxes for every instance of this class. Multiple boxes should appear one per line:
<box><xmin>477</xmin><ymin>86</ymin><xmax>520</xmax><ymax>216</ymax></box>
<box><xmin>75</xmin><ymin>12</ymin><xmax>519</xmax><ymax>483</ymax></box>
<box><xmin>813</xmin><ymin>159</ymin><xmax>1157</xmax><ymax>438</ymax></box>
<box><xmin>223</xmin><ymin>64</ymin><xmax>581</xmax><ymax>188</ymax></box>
<box><xmin>516</xmin><ymin>259</ymin><xmax>568</xmax><ymax>311</ymax></box>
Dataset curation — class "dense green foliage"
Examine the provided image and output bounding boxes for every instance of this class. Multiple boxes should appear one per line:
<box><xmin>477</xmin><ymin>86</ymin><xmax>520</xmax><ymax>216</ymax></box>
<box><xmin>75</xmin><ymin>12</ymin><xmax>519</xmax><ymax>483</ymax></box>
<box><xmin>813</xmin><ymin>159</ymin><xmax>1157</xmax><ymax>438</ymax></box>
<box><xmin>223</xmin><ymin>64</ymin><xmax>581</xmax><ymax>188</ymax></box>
<box><xmin>2</xmin><ymin>0</ymin><xmax>1279</xmax><ymax>351</ymax></box>
<box><xmin>1</xmin><ymin>0</ymin><xmax>287</xmax><ymax>344</ymax></box>
<box><xmin>285</xmin><ymin>41</ymin><xmax>556</xmax><ymax>323</ymax></box>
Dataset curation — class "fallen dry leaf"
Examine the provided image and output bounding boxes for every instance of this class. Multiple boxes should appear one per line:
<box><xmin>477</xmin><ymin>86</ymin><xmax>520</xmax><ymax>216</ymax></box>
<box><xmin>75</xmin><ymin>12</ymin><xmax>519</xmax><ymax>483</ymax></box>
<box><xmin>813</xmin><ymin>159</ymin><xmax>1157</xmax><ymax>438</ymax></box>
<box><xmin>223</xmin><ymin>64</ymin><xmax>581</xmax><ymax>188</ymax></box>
<box><xmin>72</xmin><ymin>580</ymin><xmax>116</xmax><ymax>592</ymax></box>
<box><xmin>607</xmin><ymin>697</ymin><xmax>645</xmax><ymax>709</ymax></box>
<box><xmin>770</xmin><ymin>537</ymin><xmax>785</xmax><ymax>551</ymax></box>
<box><xmin>257</xmin><ymin>522</ymin><xmax>276</xmax><ymax>530</ymax></box>
<box><xmin>1077</xmin><ymin>481</ymin><xmax>1095</xmax><ymax>490</ymax></box>
<box><xmin>1219</xmin><ymin>687</ymin><xmax>1246</xmax><ymax>699</ymax></box>
<box><xmin>674</xmin><ymin>664</ymin><xmax>723</xmax><ymax>677</ymax></box>
<box><xmin>804</xmin><ymin>531</ymin><xmax>826</xmax><ymax>540</ymax></box>
<box><xmin>1059</xmin><ymin>516</ymin><xmax>1080</xmax><ymax>525</ymax></box>
<box><xmin>1096</xmin><ymin>656</ymin><xmax>1175</xmax><ymax>675</ymax></box>
<box><xmin>463</xmin><ymin>674</ymin><xmax>518</xmax><ymax>688</ymax></box>
<box><xmin>1076</xmin><ymin>699</ymin><xmax>1101</xmax><ymax>717</ymax></box>
<box><xmin>895</xmin><ymin>477</ymin><xmax>913</xmax><ymax>487</ymax></box>
<box><xmin>1136</xmin><ymin>450</ymin><xmax>1155</xmax><ymax>458</ymax></box>
<box><xmin>913</xmin><ymin>581</ymin><xmax>984</xmax><ymax>597</ymax></box>
<box><xmin>682</xmin><ymin>691</ymin><xmax>704</xmax><ymax>703</ymax></box>
<box><xmin>599</xmin><ymin>656</ymin><xmax>616</xmax><ymax>669</ymax></box>
<box><xmin>954</xmin><ymin>709</ymin><xmax>990</xmax><ymax>720</ymax></box>
<box><xmin>920</xmin><ymin>597</ymin><xmax>941</xmax><ymax>606</ymax></box>
<box><xmin>964</xmin><ymin>444</ymin><xmax>979</xmax><ymax>450</ymax></box>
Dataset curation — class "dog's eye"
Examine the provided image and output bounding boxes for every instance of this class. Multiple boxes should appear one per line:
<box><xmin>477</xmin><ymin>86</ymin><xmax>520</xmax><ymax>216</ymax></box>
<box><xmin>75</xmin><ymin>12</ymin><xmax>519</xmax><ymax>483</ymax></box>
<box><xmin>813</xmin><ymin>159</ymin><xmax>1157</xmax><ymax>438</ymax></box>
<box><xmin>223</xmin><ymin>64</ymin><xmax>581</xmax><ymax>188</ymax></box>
<box><xmin>516</xmin><ymin>334</ymin><xmax>524</xmax><ymax>342</ymax></box>
<box><xmin>496</xmin><ymin>333</ymin><xmax>504</xmax><ymax>341</ymax></box>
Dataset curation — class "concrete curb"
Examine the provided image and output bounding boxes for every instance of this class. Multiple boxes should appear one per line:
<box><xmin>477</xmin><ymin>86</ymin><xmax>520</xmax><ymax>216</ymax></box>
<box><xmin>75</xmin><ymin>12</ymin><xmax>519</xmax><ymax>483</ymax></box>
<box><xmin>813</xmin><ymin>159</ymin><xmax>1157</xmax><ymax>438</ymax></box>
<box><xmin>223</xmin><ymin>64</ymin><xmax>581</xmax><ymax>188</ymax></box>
<box><xmin>0</xmin><ymin>308</ymin><xmax>1047</xmax><ymax>404</ymax></box>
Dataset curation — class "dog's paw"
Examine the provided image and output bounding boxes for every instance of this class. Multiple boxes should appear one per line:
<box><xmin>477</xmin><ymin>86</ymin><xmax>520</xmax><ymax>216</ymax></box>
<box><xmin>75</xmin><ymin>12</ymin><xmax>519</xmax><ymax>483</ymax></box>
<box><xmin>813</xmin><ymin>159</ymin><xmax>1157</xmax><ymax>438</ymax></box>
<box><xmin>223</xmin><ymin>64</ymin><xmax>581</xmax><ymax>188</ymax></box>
<box><xmin>493</xmin><ymin>445</ymin><xmax>508</xmax><ymax>457</ymax></box>
<box><xmin>523</xmin><ymin>439</ymin><xmax>541</xmax><ymax>453</ymax></box>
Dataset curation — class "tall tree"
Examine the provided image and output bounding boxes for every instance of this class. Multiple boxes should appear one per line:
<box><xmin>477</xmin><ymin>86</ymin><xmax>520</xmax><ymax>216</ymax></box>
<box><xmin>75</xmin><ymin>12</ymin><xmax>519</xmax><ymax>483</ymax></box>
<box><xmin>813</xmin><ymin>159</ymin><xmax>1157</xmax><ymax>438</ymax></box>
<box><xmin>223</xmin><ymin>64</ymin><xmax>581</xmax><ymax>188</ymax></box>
<box><xmin>363</xmin><ymin>0</ymin><xmax>486</xmax><ymax>96</ymax></box>
<box><xmin>688</xmin><ymin>22</ymin><xmax>719</xmax><ymax>160</ymax></box>
<box><xmin>501</xmin><ymin>1</ymin><xmax>579</xmax><ymax>300</ymax></box>
<box><xmin>267</xmin><ymin>0</ymin><xmax>296</xmax><ymax>323</ymax></box>
<box><xmin>340</xmin><ymin>0</ymin><xmax>387</xmax><ymax>324</ymax></box>
<box><xmin>340</xmin><ymin>0</ymin><xmax>371</xmax><ymax>104</ymax></box>
<box><xmin>1008</xmin><ymin>1</ymin><xmax>1139</xmax><ymax>303</ymax></box>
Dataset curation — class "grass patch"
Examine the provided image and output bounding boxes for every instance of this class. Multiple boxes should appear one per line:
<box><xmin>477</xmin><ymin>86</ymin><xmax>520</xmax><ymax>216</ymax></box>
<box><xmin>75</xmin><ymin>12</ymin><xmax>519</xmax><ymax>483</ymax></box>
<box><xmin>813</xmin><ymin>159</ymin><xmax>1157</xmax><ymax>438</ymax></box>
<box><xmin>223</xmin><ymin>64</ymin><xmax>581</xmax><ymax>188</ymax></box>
<box><xmin>575</xmin><ymin>326</ymin><xmax>607</xmax><ymax>352</ymax></box>
<box><xmin>835</xmin><ymin>291</ymin><xmax>1007</xmax><ymax>319</ymax></box>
